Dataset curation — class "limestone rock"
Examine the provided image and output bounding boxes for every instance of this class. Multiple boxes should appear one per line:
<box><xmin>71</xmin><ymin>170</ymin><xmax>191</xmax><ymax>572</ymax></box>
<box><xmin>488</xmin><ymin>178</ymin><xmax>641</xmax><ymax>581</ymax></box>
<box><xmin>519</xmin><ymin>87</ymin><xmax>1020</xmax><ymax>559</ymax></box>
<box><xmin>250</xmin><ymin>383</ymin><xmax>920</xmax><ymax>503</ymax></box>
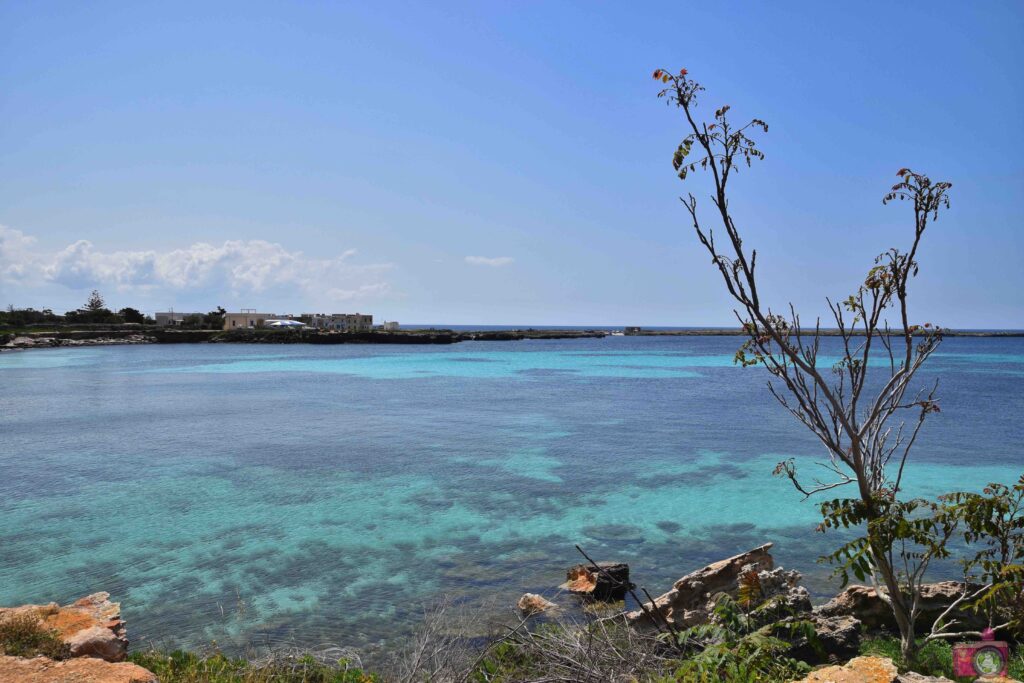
<box><xmin>517</xmin><ymin>593</ymin><xmax>557</xmax><ymax>615</ymax></box>
<box><xmin>0</xmin><ymin>593</ymin><xmax>128</xmax><ymax>662</ymax></box>
<box><xmin>66</xmin><ymin>626</ymin><xmax>126</xmax><ymax>662</ymax></box>
<box><xmin>777</xmin><ymin>614</ymin><xmax>862</xmax><ymax>664</ymax></box>
<box><xmin>561</xmin><ymin>562</ymin><xmax>632</xmax><ymax>601</ymax></box>
<box><xmin>792</xmin><ymin>655</ymin><xmax>898</xmax><ymax>683</ymax></box>
<box><xmin>626</xmin><ymin>543</ymin><xmax>775</xmax><ymax>629</ymax></box>
<box><xmin>894</xmin><ymin>672</ymin><xmax>954</xmax><ymax>682</ymax></box>
<box><xmin>757</xmin><ymin>566</ymin><xmax>812</xmax><ymax>616</ymax></box>
<box><xmin>0</xmin><ymin>655</ymin><xmax>156</xmax><ymax>683</ymax></box>
<box><xmin>814</xmin><ymin>582</ymin><xmax>987</xmax><ymax>633</ymax></box>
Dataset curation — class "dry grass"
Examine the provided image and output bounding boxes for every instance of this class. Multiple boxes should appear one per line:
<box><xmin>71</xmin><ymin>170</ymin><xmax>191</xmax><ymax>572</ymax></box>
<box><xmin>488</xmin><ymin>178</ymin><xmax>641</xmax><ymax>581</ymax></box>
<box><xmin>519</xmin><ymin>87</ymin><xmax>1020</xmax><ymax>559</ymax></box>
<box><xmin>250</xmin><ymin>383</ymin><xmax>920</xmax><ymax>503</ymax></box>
<box><xmin>128</xmin><ymin>646</ymin><xmax>379</xmax><ymax>682</ymax></box>
<box><xmin>375</xmin><ymin>597</ymin><xmax>675</xmax><ymax>683</ymax></box>
<box><xmin>0</xmin><ymin>611</ymin><xmax>71</xmax><ymax>660</ymax></box>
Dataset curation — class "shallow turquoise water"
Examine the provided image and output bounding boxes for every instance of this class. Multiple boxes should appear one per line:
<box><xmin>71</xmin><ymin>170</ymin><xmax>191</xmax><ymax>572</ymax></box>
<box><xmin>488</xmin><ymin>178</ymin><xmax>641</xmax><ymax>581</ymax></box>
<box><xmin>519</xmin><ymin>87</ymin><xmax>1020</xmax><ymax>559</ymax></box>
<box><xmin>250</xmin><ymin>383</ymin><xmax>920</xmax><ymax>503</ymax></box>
<box><xmin>0</xmin><ymin>336</ymin><xmax>1021</xmax><ymax>652</ymax></box>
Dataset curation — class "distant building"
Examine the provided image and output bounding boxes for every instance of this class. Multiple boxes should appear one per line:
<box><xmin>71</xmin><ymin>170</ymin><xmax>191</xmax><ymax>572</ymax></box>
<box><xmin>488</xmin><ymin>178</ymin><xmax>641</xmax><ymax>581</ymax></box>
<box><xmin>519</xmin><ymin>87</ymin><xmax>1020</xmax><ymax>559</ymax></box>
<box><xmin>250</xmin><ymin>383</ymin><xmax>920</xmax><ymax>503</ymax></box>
<box><xmin>379</xmin><ymin>321</ymin><xmax>400</xmax><ymax>332</ymax></box>
<box><xmin>624</xmin><ymin>326</ymin><xmax>642</xmax><ymax>335</ymax></box>
<box><xmin>309</xmin><ymin>313</ymin><xmax>374</xmax><ymax>333</ymax></box>
<box><xmin>155</xmin><ymin>311</ymin><xmax>202</xmax><ymax>326</ymax></box>
<box><xmin>223</xmin><ymin>310</ymin><xmax>276</xmax><ymax>330</ymax></box>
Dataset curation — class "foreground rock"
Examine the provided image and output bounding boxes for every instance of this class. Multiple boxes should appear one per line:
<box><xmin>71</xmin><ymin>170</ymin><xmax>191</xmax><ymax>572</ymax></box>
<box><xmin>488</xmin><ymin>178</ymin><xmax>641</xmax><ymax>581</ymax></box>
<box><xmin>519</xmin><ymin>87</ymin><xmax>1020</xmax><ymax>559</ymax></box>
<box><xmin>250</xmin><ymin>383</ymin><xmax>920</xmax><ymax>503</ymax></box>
<box><xmin>814</xmin><ymin>581</ymin><xmax>988</xmax><ymax>633</ymax></box>
<box><xmin>790</xmin><ymin>656</ymin><xmax>958</xmax><ymax>683</ymax></box>
<box><xmin>794</xmin><ymin>656</ymin><xmax>899</xmax><ymax>683</ymax></box>
<box><xmin>0</xmin><ymin>593</ymin><xmax>128</xmax><ymax>662</ymax></box>
<box><xmin>776</xmin><ymin>613</ymin><xmax>862</xmax><ymax>665</ymax></box>
<box><xmin>561</xmin><ymin>562</ymin><xmax>632</xmax><ymax>601</ymax></box>
<box><xmin>626</xmin><ymin>543</ymin><xmax>775</xmax><ymax>628</ymax></box>
<box><xmin>0</xmin><ymin>655</ymin><xmax>155</xmax><ymax>683</ymax></box>
<box><xmin>517</xmin><ymin>593</ymin><xmax>558</xmax><ymax>615</ymax></box>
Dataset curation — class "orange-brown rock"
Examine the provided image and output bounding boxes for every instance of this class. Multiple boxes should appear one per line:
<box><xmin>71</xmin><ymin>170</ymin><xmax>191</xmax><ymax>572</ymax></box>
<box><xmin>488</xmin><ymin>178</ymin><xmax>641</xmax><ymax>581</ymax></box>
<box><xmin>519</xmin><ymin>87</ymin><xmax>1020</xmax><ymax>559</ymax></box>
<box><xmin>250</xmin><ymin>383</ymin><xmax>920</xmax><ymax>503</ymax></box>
<box><xmin>560</xmin><ymin>562</ymin><xmax>632</xmax><ymax>601</ymax></box>
<box><xmin>792</xmin><ymin>656</ymin><xmax>899</xmax><ymax>683</ymax></box>
<box><xmin>0</xmin><ymin>655</ymin><xmax>155</xmax><ymax>683</ymax></box>
<box><xmin>0</xmin><ymin>593</ymin><xmax>128</xmax><ymax>662</ymax></box>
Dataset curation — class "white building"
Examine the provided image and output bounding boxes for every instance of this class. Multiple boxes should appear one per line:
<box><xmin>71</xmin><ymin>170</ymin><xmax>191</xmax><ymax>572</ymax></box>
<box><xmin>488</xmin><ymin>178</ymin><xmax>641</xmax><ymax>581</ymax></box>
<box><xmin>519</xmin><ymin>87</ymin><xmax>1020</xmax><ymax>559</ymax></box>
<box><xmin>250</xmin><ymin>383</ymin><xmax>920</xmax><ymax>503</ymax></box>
<box><xmin>379</xmin><ymin>321</ymin><xmax>400</xmax><ymax>331</ymax></box>
<box><xmin>308</xmin><ymin>313</ymin><xmax>374</xmax><ymax>332</ymax></box>
<box><xmin>155</xmin><ymin>311</ymin><xmax>202</xmax><ymax>326</ymax></box>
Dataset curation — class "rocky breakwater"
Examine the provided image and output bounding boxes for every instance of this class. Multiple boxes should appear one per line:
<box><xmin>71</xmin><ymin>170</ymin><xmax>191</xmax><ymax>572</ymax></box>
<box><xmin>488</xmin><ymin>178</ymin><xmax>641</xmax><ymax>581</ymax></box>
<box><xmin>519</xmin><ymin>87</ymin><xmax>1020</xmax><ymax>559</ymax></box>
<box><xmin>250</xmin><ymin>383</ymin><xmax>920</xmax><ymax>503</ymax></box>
<box><xmin>0</xmin><ymin>592</ymin><xmax>155</xmax><ymax>682</ymax></box>
<box><xmin>1</xmin><ymin>333</ymin><xmax>154</xmax><ymax>351</ymax></box>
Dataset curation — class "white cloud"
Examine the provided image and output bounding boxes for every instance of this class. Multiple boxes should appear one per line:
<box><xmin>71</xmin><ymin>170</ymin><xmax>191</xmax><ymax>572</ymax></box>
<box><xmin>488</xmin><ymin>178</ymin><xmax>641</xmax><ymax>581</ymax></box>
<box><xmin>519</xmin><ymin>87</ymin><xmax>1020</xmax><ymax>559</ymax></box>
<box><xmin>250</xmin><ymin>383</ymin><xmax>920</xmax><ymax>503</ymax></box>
<box><xmin>0</xmin><ymin>225</ymin><xmax>40</xmax><ymax>283</ymax></box>
<box><xmin>324</xmin><ymin>283</ymin><xmax>391</xmax><ymax>301</ymax></box>
<box><xmin>0</xmin><ymin>224</ymin><xmax>392</xmax><ymax>305</ymax></box>
<box><xmin>465</xmin><ymin>255</ymin><xmax>514</xmax><ymax>267</ymax></box>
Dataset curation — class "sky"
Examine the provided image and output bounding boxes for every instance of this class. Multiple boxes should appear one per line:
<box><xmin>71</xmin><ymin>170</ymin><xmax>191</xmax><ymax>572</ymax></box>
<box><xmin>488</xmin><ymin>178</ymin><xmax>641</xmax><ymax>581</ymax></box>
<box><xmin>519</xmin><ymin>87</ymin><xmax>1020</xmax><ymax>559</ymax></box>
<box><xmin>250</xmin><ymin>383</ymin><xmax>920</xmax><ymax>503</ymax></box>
<box><xmin>1</xmin><ymin>1</ymin><xmax>1022</xmax><ymax>327</ymax></box>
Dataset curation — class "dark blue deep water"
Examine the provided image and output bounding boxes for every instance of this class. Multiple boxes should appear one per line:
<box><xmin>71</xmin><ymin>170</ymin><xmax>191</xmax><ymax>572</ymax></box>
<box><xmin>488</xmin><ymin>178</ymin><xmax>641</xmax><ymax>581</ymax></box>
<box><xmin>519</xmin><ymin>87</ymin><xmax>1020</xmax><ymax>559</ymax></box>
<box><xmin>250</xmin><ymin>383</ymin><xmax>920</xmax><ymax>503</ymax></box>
<box><xmin>1</xmin><ymin>336</ymin><xmax>1021</xmax><ymax>652</ymax></box>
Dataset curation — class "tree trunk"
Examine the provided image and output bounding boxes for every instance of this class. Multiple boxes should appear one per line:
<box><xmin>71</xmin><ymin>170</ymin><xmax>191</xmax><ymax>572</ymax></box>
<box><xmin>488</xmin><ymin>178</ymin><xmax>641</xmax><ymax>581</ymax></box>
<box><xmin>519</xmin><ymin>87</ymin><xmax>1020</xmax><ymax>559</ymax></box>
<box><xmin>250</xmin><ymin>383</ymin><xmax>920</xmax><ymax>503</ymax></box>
<box><xmin>870</xmin><ymin>541</ymin><xmax>919</xmax><ymax>666</ymax></box>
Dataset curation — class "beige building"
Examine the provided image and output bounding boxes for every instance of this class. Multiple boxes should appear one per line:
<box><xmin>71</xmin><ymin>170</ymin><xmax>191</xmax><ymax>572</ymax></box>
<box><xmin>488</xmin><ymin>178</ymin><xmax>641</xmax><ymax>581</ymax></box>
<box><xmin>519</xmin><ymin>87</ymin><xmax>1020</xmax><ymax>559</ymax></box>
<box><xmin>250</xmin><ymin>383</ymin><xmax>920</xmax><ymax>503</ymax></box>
<box><xmin>223</xmin><ymin>310</ymin><xmax>276</xmax><ymax>330</ymax></box>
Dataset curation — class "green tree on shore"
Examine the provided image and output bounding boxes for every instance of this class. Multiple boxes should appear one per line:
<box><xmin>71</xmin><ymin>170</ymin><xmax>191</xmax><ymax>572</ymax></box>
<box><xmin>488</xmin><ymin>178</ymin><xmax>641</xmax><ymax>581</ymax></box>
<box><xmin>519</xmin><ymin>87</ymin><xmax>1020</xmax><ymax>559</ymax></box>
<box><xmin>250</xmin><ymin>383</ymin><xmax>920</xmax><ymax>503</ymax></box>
<box><xmin>118</xmin><ymin>307</ymin><xmax>146</xmax><ymax>324</ymax></box>
<box><xmin>67</xmin><ymin>289</ymin><xmax>118</xmax><ymax>323</ymax></box>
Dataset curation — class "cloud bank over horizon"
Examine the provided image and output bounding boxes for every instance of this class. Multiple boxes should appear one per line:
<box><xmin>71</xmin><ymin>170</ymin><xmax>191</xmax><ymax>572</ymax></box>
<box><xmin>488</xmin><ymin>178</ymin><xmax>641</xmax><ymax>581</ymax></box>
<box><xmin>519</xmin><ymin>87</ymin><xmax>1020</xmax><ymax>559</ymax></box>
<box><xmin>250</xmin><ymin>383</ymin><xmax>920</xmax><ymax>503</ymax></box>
<box><xmin>0</xmin><ymin>225</ymin><xmax>392</xmax><ymax>312</ymax></box>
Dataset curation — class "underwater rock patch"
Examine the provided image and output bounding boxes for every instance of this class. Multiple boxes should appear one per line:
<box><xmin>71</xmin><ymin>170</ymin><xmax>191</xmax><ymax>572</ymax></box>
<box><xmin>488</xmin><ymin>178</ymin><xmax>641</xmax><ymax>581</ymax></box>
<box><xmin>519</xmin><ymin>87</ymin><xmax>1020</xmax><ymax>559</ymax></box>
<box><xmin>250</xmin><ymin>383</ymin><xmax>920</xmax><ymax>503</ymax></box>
<box><xmin>581</xmin><ymin>523</ymin><xmax>645</xmax><ymax>545</ymax></box>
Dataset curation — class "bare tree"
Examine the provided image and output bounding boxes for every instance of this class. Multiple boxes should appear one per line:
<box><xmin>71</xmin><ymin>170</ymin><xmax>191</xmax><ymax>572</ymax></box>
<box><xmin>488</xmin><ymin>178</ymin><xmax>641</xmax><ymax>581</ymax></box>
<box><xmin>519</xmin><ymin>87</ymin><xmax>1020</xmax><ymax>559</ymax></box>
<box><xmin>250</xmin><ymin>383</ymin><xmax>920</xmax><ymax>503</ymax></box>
<box><xmin>653</xmin><ymin>67</ymin><xmax>950</xmax><ymax>663</ymax></box>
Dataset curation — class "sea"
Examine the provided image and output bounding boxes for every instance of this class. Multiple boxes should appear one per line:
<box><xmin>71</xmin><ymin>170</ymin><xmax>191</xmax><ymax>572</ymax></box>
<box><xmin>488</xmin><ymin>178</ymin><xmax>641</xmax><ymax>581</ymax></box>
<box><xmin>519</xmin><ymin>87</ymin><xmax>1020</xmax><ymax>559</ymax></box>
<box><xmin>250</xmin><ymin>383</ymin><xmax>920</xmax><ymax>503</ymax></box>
<box><xmin>1</xmin><ymin>334</ymin><xmax>1021</xmax><ymax>653</ymax></box>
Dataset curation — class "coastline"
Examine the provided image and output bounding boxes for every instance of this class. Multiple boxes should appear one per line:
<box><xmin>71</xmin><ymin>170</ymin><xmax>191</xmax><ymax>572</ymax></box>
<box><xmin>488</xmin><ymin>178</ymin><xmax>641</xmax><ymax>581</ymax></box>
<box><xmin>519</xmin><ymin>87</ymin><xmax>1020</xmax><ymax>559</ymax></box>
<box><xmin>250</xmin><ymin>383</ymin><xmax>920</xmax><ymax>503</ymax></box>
<box><xmin>2</xmin><ymin>326</ymin><xmax>1023</xmax><ymax>352</ymax></box>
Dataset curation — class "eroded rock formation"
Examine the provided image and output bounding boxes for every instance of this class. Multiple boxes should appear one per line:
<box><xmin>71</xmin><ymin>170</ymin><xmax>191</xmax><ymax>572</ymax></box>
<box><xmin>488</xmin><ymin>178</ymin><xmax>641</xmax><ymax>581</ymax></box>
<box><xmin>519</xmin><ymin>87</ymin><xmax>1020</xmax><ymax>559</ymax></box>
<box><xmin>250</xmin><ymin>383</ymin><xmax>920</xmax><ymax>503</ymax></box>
<box><xmin>0</xmin><ymin>593</ymin><xmax>156</xmax><ymax>683</ymax></box>
<box><xmin>625</xmin><ymin>543</ymin><xmax>775</xmax><ymax>628</ymax></box>
<box><xmin>813</xmin><ymin>581</ymin><xmax>989</xmax><ymax>633</ymax></box>
<box><xmin>0</xmin><ymin>593</ymin><xmax>128</xmax><ymax>663</ymax></box>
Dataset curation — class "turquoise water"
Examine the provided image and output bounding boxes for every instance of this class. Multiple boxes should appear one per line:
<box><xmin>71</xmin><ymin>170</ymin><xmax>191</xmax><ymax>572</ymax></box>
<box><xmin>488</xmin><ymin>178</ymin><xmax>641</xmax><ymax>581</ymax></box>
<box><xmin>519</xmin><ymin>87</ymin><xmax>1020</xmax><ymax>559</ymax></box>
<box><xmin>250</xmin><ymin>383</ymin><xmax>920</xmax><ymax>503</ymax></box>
<box><xmin>1</xmin><ymin>336</ymin><xmax>1021</xmax><ymax>652</ymax></box>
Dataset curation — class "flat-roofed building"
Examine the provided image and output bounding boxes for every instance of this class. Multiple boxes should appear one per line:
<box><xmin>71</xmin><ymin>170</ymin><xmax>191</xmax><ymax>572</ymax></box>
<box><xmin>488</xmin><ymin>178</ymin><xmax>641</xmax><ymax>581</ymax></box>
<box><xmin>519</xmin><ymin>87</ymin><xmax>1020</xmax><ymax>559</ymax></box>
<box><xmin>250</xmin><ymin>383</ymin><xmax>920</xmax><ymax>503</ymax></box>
<box><xmin>309</xmin><ymin>313</ymin><xmax>374</xmax><ymax>332</ymax></box>
<box><xmin>223</xmin><ymin>310</ymin><xmax>276</xmax><ymax>330</ymax></box>
<box><xmin>155</xmin><ymin>311</ymin><xmax>202</xmax><ymax>326</ymax></box>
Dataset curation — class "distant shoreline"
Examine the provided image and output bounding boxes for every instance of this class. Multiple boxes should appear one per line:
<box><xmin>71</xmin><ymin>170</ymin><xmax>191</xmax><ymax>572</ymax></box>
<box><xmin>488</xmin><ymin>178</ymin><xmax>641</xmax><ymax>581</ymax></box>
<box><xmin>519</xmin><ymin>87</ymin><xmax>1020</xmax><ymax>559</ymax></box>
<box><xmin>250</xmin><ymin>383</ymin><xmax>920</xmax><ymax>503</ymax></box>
<box><xmin>2</xmin><ymin>326</ymin><xmax>1023</xmax><ymax>352</ymax></box>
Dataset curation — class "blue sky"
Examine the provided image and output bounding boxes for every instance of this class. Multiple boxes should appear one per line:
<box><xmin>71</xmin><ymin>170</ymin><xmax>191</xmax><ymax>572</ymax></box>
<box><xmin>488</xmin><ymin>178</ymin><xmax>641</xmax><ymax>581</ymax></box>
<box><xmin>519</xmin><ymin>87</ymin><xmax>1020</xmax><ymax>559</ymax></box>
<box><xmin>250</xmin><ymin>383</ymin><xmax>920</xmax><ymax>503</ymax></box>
<box><xmin>1</xmin><ymin>1</ymin><xmax>1021</xmax><ymax>326</ymax></box>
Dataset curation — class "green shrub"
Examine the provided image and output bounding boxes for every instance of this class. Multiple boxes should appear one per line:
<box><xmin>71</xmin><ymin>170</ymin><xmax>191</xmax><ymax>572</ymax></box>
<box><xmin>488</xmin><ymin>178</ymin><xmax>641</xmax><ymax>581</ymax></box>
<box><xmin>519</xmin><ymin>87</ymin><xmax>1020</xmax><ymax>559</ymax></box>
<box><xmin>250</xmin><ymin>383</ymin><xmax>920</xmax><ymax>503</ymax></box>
<box><xmin>0</xmin><ymin>612</ymin><xmax>70</xmax><ymax>660</ymax></box>
<box><xmin>860</xmin><ymin>636</ymin><xmax>952</xmax><ymax>677</ymax></box>
<box><xmin>657</xmin><ymin>594</ymin><xmax>812</xmax><ymax>683</ymax></box>
<box><xmin>861</xmin><ymin>635</ymin><xmax>1024</xmax><ymax>680</ymax></box>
